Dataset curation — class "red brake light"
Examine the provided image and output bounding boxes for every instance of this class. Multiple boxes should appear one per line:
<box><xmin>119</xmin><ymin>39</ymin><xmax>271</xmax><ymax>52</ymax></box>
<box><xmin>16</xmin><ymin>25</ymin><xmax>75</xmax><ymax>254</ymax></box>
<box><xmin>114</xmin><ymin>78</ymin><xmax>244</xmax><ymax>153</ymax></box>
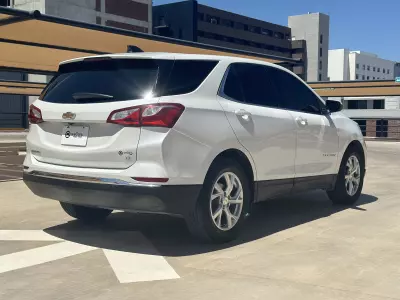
<box><xmin>28</xmin><ymin>104</ymin><xmax>43</xmax><ymax>124</ymax></box>
<box><xmin>107</xmin><ymin>103</ymin><xmax>185</xmax><ymax>128</ymax></box>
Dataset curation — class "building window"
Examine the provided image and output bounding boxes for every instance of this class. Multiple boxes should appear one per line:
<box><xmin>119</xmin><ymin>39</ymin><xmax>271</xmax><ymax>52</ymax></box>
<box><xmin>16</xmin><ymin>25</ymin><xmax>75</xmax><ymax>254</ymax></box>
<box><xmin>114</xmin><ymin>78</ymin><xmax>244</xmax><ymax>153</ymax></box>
<box><xmin>373</xmin><ymin>67</ymin><xmax>376</xmax><ymax>72</ymax></box>
<box><xmin>363</xmin><ymin>64</ymin><xmax>365</xmax><ymax>70</ymax></box>
<box><xmin>376</xmin><ymin>120</ymin><xmax>388</xmax><ymax>137</ymax></box>
<box><xmin>158</xmin><ymin>16</ymin><xmax>166</xmax><ymax>26</ymax></box>
<box><xmin>261</xmin><ymin>28</ymin><xmax>272</xmax><ymax>36</ymax></box>
<box><xmin>220</xmin><ymin>19</ymin><xmax>233</xmax><ymax>27</ymax></box>
<box><xmin>0</xmin><ymin>0</ymin><xmax>11</xmax><ymax>6</ymax></box>
<box><xmin>373</xmin><ymin>99</ymin><xmax>385</xmax><ymax>109</ymax></box>
<box><xmin>373</xmin><ymin>77</ymin><xmax>375</xmax><ymax>80</ymax></box>
<box><xmin>378</xmin><ymin>67</ymin><xmax>380</xmax><ymax>72</ymax></box>
<box><xmin>319</xmin><ymin>73</ymin><xmax>322</xmax><ymax>81</ymax></box>
<box><xmin>248</xmin><ymin>25</ymin><xmax>260</xmax><ymax>34</ymax></box>
<box><xmin>362</xmin><ymin>75</ymin><xmax>365</xmax><ymax>80</ymax></box>
<box><xmin>377</xmin><ymin>77</ymin><xmax>380</xmax><ymax>79</ymax></box>
<box><xmin>274</xmin><ymin>32</ymin><xmax>284</xmax><ymax>39</ymax></box>
<box><xmin>320</xmin><ymin>34</ymin><xmax>323</xmax><ymax>44</ymax></box>
<box><xmin>387</xmin><ymin>69</ymin><xmax>390</xmax><ymax>75</ymax></box>
<box><xmin>367</xmin><ymin>65</ymin><xmax>370</xmax><ymax>71</ymax></box>
<box><xmin>319</xmin><ymin>47</ymin><xmax>322</xmax><ymax>57</ymax></box>
<box><xmin>356</xmin><ymin>63</ymin><xmax>359</xmax><ymax>69</ymax></box>
<box><xmin>319</xmin><ymin>61</ymin><xmax>322</xmax><ymax>70</ymax></box>
<box><xmin>206</xmin><ymin>15</ymin><xmax>219</xmax><ymax>24</ymax></box>
<box><xmin>348</xmin><ymin>100</ymin><xmax>367</xmax><ymax>109</ymax></box>
<box><xmin>367</xmin><ymin>76</ymin><xmax>370</xmax><ymax>80</ymax></box>
<box><xmin>383</xmin><ymin>68</ymin><xmax>385</xmax><ymax>73</ymax></box>
<box><xmin>234</xmin><ymin>22</ymin><xmax>245</xmax><ymax>30</ymax></box>
<box><xmin>356</xmin><ymin>74</ymin><xmax>359</xmax><ymax>80</ymax></box>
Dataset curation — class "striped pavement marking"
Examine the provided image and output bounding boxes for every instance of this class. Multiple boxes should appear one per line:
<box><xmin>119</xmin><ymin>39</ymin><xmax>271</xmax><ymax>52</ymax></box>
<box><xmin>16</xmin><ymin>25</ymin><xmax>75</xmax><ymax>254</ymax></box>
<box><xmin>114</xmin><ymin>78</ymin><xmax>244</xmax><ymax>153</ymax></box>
<box><xmin>0</xmin><ymin>230</ymin><xmax>180</xmax><ymax>283</ymax></box>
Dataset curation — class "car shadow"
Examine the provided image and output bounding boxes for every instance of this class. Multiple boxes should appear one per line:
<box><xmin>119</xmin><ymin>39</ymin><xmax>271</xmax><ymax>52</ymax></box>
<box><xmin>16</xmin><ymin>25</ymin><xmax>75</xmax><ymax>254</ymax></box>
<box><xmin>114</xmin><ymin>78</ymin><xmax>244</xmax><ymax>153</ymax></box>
<box><xmin>44</xmin><ymin>191</ymin><xmax>377</xmax><ymax>257</ymax></box>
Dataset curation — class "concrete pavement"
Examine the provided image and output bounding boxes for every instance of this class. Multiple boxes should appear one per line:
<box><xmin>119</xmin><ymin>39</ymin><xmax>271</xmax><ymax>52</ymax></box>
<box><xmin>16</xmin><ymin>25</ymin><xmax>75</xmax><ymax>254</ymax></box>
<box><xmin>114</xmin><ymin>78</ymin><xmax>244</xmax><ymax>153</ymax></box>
<box><xmin>0</xmin><ymin>141</ymin><xmax>399</xmax><ymax>299</ymax></box>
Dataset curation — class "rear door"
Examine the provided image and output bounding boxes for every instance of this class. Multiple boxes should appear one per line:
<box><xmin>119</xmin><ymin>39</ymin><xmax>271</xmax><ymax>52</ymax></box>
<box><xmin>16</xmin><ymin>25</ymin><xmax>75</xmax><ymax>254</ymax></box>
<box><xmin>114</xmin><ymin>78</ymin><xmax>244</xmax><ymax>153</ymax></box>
<box><xmin>217</xmin><ymin>63</ymin><xmax>296</xmax><ymax>198</ymax></box>
<box><xmin>29</xmin><ymin>58</ymin><xmax>169</xmax><ymax>169</ymax></box>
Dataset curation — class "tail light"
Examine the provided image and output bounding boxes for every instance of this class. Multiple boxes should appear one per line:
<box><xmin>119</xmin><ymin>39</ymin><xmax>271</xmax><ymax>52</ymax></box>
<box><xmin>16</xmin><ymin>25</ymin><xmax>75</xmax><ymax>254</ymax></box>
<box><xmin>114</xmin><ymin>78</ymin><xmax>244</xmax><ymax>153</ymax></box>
<box><xmin>28</xmin><ymin>104</ymin><xmax>43</xmax><ymax>124</ymax></box>
<box><xmin>107</xmin><ymin>103</ymin><xmax>185</xmax><ymax>128</ymax></box>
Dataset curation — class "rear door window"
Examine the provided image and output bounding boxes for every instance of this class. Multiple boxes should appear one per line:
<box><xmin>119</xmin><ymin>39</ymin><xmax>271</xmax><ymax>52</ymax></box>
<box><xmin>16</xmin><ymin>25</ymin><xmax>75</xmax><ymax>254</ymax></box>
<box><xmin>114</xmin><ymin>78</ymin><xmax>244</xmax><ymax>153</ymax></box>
<box><xmin>40</xmin><ymin>58</ymin><xmax>218</xmax><ymax>103</ymax></box>
<box><xmin>222</xmin><ymin>63</ymin><xmax>283</xmax><ymax>108</ymax></box>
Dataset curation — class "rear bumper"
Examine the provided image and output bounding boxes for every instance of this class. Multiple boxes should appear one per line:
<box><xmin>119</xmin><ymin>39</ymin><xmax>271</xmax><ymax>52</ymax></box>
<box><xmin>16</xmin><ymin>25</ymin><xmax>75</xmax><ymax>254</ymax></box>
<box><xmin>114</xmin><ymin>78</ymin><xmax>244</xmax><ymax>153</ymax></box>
<box><xmin>23</xmin><ymin>172</ymin><xmax>201</xmax><ymax>218</ymax></box>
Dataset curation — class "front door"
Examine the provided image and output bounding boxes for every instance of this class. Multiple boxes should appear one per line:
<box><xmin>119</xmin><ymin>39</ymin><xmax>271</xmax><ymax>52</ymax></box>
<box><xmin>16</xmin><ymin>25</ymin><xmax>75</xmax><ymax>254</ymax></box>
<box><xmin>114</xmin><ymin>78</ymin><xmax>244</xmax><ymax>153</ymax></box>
<box><xmin>272</xmin><ymin>68</ymin><xmax>339</xmax><ymax>179</ymax></box>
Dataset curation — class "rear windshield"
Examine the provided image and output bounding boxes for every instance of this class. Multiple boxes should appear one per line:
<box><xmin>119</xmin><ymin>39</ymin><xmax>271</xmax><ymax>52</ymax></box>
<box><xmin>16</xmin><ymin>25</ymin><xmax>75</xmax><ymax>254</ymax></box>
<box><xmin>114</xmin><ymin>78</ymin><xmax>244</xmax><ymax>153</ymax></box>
<box><xmin>40</xmin><ymin>58</ymin><xmax>218</xmax><ymax>103</ymax></box>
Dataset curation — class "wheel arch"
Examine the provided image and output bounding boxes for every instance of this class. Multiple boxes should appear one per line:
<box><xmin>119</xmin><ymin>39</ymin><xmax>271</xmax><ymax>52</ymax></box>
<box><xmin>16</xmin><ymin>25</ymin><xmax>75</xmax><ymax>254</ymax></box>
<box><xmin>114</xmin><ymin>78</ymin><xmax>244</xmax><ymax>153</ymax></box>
<box><xmin>345</xmin><ymin>140</ymin><xmax>365</xmax><ymax>165</ymax></box>
<box><xmin>208</xmin><ymin>148</ymin><xmax>256</xmax><ymax>202</ymax></box>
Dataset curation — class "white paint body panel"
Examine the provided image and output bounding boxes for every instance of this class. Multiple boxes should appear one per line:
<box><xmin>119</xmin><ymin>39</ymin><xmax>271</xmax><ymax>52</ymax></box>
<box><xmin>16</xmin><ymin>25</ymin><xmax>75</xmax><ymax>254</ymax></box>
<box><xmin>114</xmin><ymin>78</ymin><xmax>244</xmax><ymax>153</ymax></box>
<box><xmin>24</xmin><ymin>53</ymin><xmax>365</xmax><ymax>189</ymax></box>
<box><xmin>287</xmin><ymin>111</ymin><xmax>339</xmax><ymax>177</ymax></box>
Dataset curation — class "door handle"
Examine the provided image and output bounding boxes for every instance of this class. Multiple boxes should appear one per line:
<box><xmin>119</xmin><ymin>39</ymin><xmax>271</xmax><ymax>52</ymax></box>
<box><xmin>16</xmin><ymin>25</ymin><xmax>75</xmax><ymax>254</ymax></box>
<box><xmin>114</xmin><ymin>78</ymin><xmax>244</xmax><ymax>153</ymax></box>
<box><xmin>235</xmin><ymin>109</ymin><xmax>251</xmax><ymax>121</ymax></box>
<box><xmin>296</xmin><ymin>116</ymin><xmax>308</xmax><ymax>127</ymax></box>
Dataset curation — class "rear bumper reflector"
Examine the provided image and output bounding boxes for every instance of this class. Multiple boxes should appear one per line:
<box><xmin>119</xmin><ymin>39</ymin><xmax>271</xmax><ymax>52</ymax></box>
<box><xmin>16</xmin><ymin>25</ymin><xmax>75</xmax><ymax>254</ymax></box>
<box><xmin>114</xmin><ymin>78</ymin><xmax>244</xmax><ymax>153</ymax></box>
<box><xmin>132</xmin><ymin>177</ymin><xmax>169</xmax><ymax>183</ymax></box>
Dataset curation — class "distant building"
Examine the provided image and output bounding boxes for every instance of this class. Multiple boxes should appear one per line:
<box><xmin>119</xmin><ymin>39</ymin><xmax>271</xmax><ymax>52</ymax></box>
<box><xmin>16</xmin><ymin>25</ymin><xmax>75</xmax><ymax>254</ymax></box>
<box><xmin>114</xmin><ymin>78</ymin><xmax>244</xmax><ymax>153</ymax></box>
<box><xmin>328</xmin><ymin>49</ymin><xmax>395</xmax><ymax>81</ymax></box>
<box><xmin>395</xmin><ymin>62</ymin><xmax>400</xmax><ymax>78</ymax></box>
<box><xmin>328</xmin><ymin>49</ymin><xmax>400</xmax><ymax>138</ymax></box>
<box><xmin>0</xmin><ymin>0</ymin><xmax>152</xmax><ymax>129</ymax></box>
<box><xmin>288</xmin><ymin>13</ymin><xmax>330</xmax><ymax>82</ymax></box>
<box><xmin>153</xmin><ymin>0</ymin><xmax>307</xmax><ymax>79</ymax></box>
<box><xmin>12</xmin><ymin>0</ymin><xmax>152</xmax><ymax>33</ymax></box>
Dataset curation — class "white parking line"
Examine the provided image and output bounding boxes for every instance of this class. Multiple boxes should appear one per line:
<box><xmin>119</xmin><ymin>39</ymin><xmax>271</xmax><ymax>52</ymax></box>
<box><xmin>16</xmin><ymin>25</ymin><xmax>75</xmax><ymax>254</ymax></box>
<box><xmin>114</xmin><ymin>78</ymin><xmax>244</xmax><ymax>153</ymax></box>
<box><xmin>103</xmin><ymin>233</ymin><xmax>180</xmax><ymax>283</ymax></box>
<box><xmin>0</xmin><ymin>230</ymin><xmax>62</xmax><ymax>241</ymax></box>
<box><xmin>0</xmin><ymin>230</ymin><xmax>180</xmax><ymax>283</ymax></box>
<box><xmin>0</xmin><ymin>241</ymin><xmax>96</xmax><ymax>274</ymax></box>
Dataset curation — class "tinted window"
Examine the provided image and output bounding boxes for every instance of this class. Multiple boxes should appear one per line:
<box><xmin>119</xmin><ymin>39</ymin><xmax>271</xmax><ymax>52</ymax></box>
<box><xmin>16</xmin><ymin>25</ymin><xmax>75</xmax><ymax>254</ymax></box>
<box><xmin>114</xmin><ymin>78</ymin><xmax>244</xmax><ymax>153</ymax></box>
<box><xmin>40</xmin><ymin>59</ymin><xmax>217</xmax><ymax>103</ymax></box>
<box><xmin>273</xmin><ymin>68</ymin><xmax>322</xmax><ymax>114</ymax></box>
<box><xmin>223</xmin><ymin>63</ymin><xmax>282</xmax><ymax>108</ymax></box>
<box><xmin>223</xmin><ymin>66</ymin><xmax>245</xmax><ymax>102</ymax></box>
<box><xmin>162</xmin><ymin>60</ymin><xmax>217</xmax><ymax>96</ymax></box>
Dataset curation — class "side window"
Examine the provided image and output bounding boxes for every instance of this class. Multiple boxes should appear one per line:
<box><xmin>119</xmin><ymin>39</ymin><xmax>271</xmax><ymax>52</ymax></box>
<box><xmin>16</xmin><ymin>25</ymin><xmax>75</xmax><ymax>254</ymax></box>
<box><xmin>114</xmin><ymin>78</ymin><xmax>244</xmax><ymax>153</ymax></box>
<box><xmin>222</xmin><ymin>65</ymin><xmax>245</xmax><ymax>102</ymax></box>
<box><xmin>162</xmin><ymin>60</ymin><xmax>218</xmax><ymax>96</ymax></box>
<box><xmin>223</xmin><ymin>63</ymin><xmax>283</xmax><ymax>108</ymax></box>
<box><xmin>273</xmin><ymin>68</ymin><xmax>322</xmax><ymax>114</ymax></box>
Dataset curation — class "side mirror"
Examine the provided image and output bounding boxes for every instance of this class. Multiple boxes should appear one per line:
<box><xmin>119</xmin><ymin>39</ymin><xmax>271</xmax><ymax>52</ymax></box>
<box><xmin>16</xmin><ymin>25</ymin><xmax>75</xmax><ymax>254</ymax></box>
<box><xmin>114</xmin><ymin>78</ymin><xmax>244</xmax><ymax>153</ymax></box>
<box><xmin>325</xmin><ymin>100</ymin><xmax>343</xmax><ymax>113</ymax></box>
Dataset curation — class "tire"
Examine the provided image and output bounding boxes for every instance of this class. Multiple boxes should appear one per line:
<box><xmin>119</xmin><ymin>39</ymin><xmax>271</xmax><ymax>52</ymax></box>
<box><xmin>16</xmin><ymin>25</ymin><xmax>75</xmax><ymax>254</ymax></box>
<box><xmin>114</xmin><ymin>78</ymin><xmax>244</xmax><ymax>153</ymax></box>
<box><xmin>327</xmin><ymin>147</ymin><xmax>365</xmax><ymax>205</ymax></box>
<box><xmin>60</xmin><ymin>202</ymin><xmax>112</xmax><ymax>223</ymax></box>
<box><xmin>186</xmin><ymin>158</ymin><xmax>251</xmax><ymax>243</ymax></box>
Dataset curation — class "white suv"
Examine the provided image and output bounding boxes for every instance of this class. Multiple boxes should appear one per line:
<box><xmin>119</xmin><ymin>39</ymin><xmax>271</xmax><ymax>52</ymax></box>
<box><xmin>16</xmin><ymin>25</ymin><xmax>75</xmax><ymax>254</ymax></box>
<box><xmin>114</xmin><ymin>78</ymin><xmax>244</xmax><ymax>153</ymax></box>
<box><xmin>23</xmin><ymin>53</ymin><xmax>366</xmax><ymax>243</ymax></box>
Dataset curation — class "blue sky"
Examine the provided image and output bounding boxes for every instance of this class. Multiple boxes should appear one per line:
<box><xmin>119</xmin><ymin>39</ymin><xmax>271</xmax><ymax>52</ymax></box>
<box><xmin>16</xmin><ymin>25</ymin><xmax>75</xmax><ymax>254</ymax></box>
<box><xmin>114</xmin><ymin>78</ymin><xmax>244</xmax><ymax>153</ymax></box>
<box><xmin>153</xmin><ymin>0</ymin><xmax>400</xmax><ymax>62</ymax></box>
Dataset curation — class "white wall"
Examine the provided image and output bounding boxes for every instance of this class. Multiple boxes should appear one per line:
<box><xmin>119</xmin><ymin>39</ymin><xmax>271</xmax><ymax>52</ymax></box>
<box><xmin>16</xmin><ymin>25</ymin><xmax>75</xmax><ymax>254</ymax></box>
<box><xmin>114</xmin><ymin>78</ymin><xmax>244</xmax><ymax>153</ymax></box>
<box><xmin>328</xmin><ymin>49</ymin><xmax>349</xmax><ymax>81</ymax></box>
<box><xmin>289</xmin><ymin>13</ymin><xmax>329</xmax><ymax>82</ymax></box>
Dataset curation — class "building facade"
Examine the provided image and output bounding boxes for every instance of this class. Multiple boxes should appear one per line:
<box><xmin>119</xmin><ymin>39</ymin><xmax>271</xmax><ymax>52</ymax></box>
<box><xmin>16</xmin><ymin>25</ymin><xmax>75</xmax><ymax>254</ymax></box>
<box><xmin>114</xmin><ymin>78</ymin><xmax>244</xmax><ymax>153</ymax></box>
<box><xmin>12</xmin><ymin>0</ymin><xmax>152</xmax><ymax>33</ymax></box>
<box><xmin>0</xmin><ymin>0</ymin><xmax>152</xmax><ymax>128</ymax></box>
<box><xmin>328</xmin><ymin>49</ymin><xmax>400</xmax><ymax>138</ymax></box>
<box><xmin>394</xmin><ymin>62</ymin><xmax>400</xmax><ymax>78</ymax></box>
<box><xmin>288</xmin><ymin>13</ymin><xmax>329</xmax><ymax>82</ymax></box>
<box><xmin>328</xmin><ymin>49</ymin><xmax>395</xmax><ymax>81</ymax></box>
<box><xmin>153</xmin><ymin>0</ymin><xmax>307</xmax><ymax>79</ymax></box>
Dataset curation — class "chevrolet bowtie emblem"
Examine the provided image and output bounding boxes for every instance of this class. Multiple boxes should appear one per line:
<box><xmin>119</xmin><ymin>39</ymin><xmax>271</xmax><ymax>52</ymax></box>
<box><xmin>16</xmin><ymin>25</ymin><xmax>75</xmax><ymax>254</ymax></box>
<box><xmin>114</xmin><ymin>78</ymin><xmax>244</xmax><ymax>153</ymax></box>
<box><xmin>62</xmin><ymin>112</ymin><xmax>76</xmax><ymax>120</ymax></box>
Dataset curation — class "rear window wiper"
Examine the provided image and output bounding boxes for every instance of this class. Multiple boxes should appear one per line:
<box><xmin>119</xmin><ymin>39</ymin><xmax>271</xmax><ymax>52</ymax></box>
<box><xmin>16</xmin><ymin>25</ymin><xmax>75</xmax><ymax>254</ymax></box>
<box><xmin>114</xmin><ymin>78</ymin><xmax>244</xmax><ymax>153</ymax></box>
<box><xmin>72</xmin><ymin>93</ymin><xmax>114</xmax><ymax>100</ymax></box>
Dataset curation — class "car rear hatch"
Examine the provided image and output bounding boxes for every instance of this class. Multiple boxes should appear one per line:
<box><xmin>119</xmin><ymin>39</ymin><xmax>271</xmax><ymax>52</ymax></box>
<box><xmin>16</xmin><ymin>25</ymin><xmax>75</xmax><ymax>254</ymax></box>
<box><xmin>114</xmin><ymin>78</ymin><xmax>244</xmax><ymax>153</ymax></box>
<box><xmin>29</xmin><ymin>57</ymin><xmax>167</xmax><ymax>169</ymax></box>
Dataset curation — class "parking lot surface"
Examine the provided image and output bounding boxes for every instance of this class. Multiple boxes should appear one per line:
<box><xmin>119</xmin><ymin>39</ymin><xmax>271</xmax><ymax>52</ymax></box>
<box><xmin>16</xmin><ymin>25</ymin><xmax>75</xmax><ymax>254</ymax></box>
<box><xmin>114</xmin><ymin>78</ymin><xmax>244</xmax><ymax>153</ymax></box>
<box><xmin>0</xmin><ymin>141</ymin><xmax>399</xmax><ymax>300</ymax></box>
